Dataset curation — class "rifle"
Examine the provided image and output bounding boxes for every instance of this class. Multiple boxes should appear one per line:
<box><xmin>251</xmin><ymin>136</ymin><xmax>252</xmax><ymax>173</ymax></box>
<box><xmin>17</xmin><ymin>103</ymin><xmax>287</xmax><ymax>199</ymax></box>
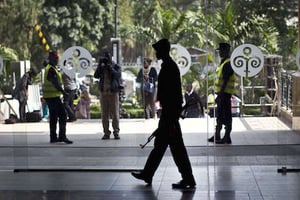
<box><xmin>140</xmin><ymin>105</ymin><xmax>187</xmax><ymax>149</ymax></box>
<box><xmin>140</xmin><ymin>128</ymin><xmax>159</xmax><ymax>149</ymax></box>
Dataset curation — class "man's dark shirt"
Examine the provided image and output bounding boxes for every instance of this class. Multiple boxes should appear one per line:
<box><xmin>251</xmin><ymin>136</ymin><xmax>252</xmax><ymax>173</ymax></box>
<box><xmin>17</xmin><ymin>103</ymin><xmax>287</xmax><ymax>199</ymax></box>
<box><xmin>157</xmin><ymin>57</ymin><xmax>182</xmax><ymax>120</ymax></box>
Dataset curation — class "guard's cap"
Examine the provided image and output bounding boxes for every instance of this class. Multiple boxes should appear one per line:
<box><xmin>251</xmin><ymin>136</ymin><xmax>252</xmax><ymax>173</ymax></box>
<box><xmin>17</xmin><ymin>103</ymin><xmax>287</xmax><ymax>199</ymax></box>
<box><xmin>216</xmin><ymin>42</ymin><xmax>231</xmax><ymax>50</ymax></box>
<box><xmin>29</xmin><ymin>67</ymin><xmax>38</xmax><ymax>75</ymax></box>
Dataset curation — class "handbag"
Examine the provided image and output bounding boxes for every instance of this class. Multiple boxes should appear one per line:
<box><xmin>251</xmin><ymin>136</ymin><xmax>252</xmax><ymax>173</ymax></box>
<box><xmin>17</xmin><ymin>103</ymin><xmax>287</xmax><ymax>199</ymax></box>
<box><xmin>143</xmin><ymin>81</ymin><xmax>154</xmax><ymax>93</ymax></box>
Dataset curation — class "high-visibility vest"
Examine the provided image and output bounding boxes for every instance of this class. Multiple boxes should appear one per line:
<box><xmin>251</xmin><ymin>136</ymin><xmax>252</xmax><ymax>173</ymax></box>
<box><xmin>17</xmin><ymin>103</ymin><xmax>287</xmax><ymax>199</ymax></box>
<box><xmin>42</xmin><ymin>64</ymin><xmax>62</xmax><ymax>98</ymax></box>
<box><xmin>215</xmin><ymin>58</ymin><xmax>235</xmax><ymax>94</ymax></box>
<box><xmin>207</xmin><ymin>94</ymin><xmax>215</xmax><ymax>105</ymax></box>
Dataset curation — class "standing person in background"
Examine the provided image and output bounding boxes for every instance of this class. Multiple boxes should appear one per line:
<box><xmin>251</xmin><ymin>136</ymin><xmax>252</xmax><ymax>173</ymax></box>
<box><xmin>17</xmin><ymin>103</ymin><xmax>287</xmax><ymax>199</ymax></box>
<box><xmin>207</xmin><ymin>89</ymin><xmax>217</xmax><ymax>118</ymax></box>
<box><xmin>76</xmin><ymin>89</ymin><xmax>91</xmax><ymax>119</ymax></box>
<box><xmin>208</xmin><ymin>43</ymin><xmax>236</xmax><ymax>144</ymax></box>
<box><xmin>131</xmin><ymin>38</ymin><xmax>196</xmax><ymax>189</ymax></box>
<box><xmin>41</xmin><ymin>97</ymin><xmax>49</xmax><ymax>121</ymax></box>
<box><xmin>94</xmin><ymin>52</ymin><xmax>122</xmax><ymax>140</ymax></box>
<box><xmin>42</xmin><ymin>50</ymin><xmax>73</xmax><ymax>144</ymax></box>
<box><xmin>183</xmin><ymin>83</ymin><xmax>204</xmax><ymax>118</ymax></box>
<box><xmin>136</xmin><ymin>57</ymin><xmax>158</xmax><ymax>119</ymax></box>
<box><xmin>62</xmin><ymin>71</ymin><xmax>77</xmax><ymax>122</ymax></box>
<box><xmin>13</xmin><ymin>67</ymin><xmax>38</xmax><ymax>122</ymax></box>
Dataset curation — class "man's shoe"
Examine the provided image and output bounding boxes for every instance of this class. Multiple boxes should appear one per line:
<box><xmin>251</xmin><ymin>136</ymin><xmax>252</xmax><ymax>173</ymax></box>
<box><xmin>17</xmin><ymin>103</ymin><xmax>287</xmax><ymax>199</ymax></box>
<box><xmin>208</xmin><ymin>136</ymin><xmax>214</xmax><ymax>142</ymax></box>
<box><xmin>114</xmin><ymin>133</ymin><xmax>120</xmax><ymax>140</ymax></box>
<box><xmin>58</xmin><ymin>138</ymin><xmax>73</xmax><ymax>144</ymax></box>
<box><xmin>208</xmin><ymin>136</ymin><xmax>220</xmax><ymax>143</ymax></box>
<box><xmin>215</xmin><ymin>137</ymin><xmax>232</xmax><ymax>144</ymax></box>
<box><xmin>102</xmin><ymin>134</ymin><xmax>110</xmax><ymax>140</ymax></box>
<box><xmin>67</xmin><ymin>118</ymin><xmax>77</xmax><ymax>122</ymax></box>
<box><xmin>172</xmin><ymin>180</ymin><xmax>196</xmax><ymax>189</ymax></box>
<box><xmin>131</xmin><ymin>170</ymin><xmax>152</xmax><ymax>185</ymax></box>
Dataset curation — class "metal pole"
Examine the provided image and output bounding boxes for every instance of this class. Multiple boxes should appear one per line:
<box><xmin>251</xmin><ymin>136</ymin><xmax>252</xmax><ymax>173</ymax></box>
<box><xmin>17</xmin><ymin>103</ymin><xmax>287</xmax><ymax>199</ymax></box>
<box><xmin>114</xmin><ymin>0</ymin><xmax>118</xmax><ymax>38</ymax></box>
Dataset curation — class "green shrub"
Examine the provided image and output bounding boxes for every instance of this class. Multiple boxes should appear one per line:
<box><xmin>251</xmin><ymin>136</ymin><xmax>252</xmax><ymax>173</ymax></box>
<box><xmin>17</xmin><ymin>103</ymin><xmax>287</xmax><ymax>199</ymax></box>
<box><xmin>90</xmin><ymin>103</ymin><xmax>101</xmax><ymax>119</ymax></box>
<box><xmin>89</xmin><ymin>102</ymin><xmax>144</xmax><ymax>119</ymax></box>
<box><xmin>126</xmin><ymin>108</ymin><xmax>144</xmax><ymax>118</ymax></box>
<box><xmin>122</xmin><ymin>102</ymin><xmax>134</xmax><ymax>109</ymax></box>
<box><xmin>91</xmin><ymin>112</ymin><xmax>101</xmax><ymax>119</ymax></box>
<box><xmin>243</xmin><ymin>107</ymin><xmax>261</xmax><ymax>116</ymax></box>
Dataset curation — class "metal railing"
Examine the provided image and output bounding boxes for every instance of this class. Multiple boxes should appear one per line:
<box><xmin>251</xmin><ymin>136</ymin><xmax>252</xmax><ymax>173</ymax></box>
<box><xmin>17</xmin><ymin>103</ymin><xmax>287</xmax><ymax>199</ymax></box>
<box><xmin>280</xmin><ymin>71</ymin><xmax>293</xmax><ymax>111</ymax></box>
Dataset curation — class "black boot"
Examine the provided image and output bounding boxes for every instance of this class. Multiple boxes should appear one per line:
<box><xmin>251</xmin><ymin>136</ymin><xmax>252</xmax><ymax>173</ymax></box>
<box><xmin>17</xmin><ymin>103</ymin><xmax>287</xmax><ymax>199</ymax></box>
<box><xmin>215</xmin><ymin>136</ymin><xmax>231</xmax><ymax>144</ymax></box>
<box><xmin>58</xmin><ymin>137</ymin><xmax>73</xmax><ymax>144</ymax></box>
<box><xmin>216</xmin><ymin>126</ymin><xmax>231</xmax><ymax>144</ymax></box>
<box><xmin>208</xmin><ymin>125</ymin><xmax>221</xmax><ymax>142</ymax></box>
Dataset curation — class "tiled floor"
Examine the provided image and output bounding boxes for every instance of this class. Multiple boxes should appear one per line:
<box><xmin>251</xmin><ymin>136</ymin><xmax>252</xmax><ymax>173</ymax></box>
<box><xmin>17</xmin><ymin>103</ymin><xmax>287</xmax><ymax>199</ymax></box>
<box><xmin>0</xmin><ymin>117</ymin><xmax>300</xmax><ymax>200</ymax></box>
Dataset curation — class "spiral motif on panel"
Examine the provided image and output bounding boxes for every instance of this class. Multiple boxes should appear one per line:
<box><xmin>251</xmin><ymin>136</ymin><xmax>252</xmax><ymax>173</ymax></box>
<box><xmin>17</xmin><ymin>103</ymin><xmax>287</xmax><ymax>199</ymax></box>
<box><xmin>170</xmin><ymin>44</ymin><xmax>191</xmax><ymax>76</ymax></box>
<box><xmin>79</xmin><ymin>57</ymin><xmax>90</xmax><ymax>70</ymax></box>
<box><xmin>63</xmin><ymin>58</ymin><xmax>76</xmax><ymax>69</ymax></box>
<box><xmin>230</xmin><ymin>44</ymin><xmax>264</xmax><ymax>78</ymax></box>
<box><xmin>60</xmin><ymin>46</ymin><xmax>93</xmax><ymax>78</ymax></box>
<box><xmin>233</xmin><ymin>56</ymin><xmax>246</xmax><ymax>69</ymax></box>
<box><xmin>248</xmin><ymin>56</ymin><xmax>261</xmax><ymax>69</ymax></box>
<box><xmin>176</xmin><ymin>56</ymin><xmax>189</xmax><ymax>69</ymax></box>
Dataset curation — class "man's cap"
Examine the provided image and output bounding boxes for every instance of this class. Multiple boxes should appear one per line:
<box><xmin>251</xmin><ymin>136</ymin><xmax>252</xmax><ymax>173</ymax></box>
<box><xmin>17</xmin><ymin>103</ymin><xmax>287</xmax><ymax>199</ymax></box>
<box><xmin>152</xmin><ymin>38</ymin><xmax>170</xmax><ymax>52</ymax></box>
<box><xmin>48</xmin><ymin>50</ymin><xmax>58</xmax><ymax>60</ymax></box>
<box><xmin>29</xmin><ymin>67</ymin><xmax>38</xmax><ymax>75</ymax></box>
<box><xmin>216</xmin><ymin>42</ymin><xmax>231</xmax><ymax>50</ymax></box>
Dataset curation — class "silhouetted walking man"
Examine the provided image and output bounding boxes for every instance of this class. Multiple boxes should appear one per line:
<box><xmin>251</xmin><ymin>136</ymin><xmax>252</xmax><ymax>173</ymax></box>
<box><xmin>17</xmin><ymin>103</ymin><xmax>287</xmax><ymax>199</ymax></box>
<box><xmin>131</xmin><ymin>39</ymin><xmax>196</xmax><ymax>189</ymax></box>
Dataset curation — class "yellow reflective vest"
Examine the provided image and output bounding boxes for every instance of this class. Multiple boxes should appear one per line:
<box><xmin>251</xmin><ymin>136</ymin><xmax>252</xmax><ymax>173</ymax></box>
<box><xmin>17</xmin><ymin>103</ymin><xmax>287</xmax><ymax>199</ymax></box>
<box><xmin>42</xmin><ymin>64</ymin><xmax>62</xmax><ymax>98</ymax></box>
<box><xmin>215</xmin><ymin>58</ymin><xmax>235</xmax><ymax>94</ymax></box>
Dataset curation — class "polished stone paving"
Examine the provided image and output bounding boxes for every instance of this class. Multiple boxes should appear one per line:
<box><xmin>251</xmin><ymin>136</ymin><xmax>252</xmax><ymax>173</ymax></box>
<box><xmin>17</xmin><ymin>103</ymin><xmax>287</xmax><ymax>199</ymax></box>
<box><xmin>0</xmin><ymin>117</ymin><xmax>300</xmax><ymax>200</ymax></box>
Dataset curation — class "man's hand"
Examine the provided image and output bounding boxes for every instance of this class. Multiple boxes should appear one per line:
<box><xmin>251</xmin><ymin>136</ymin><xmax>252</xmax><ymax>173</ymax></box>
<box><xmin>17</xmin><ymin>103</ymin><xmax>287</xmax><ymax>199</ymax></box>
<box><xmin>62</xmin><ymin>90</ymin><xmax>69</xmax><ymax>97</ymax></box>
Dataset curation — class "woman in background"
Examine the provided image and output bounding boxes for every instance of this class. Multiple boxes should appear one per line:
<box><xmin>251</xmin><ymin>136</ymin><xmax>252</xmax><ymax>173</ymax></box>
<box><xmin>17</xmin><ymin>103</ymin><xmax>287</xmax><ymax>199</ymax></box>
<box><xmin>76</xmin><ymin>89</ymin><xmax>91</xmax><ymax>119</ymax></box>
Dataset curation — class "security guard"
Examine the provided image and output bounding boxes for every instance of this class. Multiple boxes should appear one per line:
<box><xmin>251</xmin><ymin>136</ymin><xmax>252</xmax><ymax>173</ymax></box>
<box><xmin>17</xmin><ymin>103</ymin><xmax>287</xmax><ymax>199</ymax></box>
<box><xmin>43</xmin><ymin>51</ymin><xmax>73</xmax><ymax>144</ymax></box>
<box><xmin>208</xmin><ymin>43</ymin><xmax>235</xmax><ymax>144</ymax></box>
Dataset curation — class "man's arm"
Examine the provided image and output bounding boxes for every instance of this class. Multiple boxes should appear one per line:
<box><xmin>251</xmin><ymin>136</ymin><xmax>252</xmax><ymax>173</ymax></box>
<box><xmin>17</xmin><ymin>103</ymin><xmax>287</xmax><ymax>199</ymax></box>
<box><xmin>136</xmin><ymin>69</ymin><xmax>143</xmax><ymax>83</ymax></box>
<box><xmin>94</xmin><ymin>65</ymin><xmax>102</xmax><ymax>79</ymax></box>
<box><xmin>110</xmin><ymin>64</ymin><xmax>121</xmax><ymax>80</ymax></box>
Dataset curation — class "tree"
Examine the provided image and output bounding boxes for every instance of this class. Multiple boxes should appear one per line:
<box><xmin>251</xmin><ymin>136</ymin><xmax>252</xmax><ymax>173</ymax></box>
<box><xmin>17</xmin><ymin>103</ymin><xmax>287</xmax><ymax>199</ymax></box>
<box><xmin>126</xmin><ymin>0</ymin><xmax>208</xmax><ymax>60</ymax></box>
<box><xmin>0</xmin><ymin>45</ymin><xmax>19</xmax><ymax>94</ymax></box>
<box><xmin>40</xmin><ymin>0</ymin><xmax>114</xmax><ymax>55</ymax></box>
<box><xmin>232</xmin><ymin>0</ymin><xmax>298</xmax><ymax>69</ymax></box>
<box><xmin>0</xmin><ymin>0</ymin><xmax>44</xmax><ymax>61</ymax></box>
